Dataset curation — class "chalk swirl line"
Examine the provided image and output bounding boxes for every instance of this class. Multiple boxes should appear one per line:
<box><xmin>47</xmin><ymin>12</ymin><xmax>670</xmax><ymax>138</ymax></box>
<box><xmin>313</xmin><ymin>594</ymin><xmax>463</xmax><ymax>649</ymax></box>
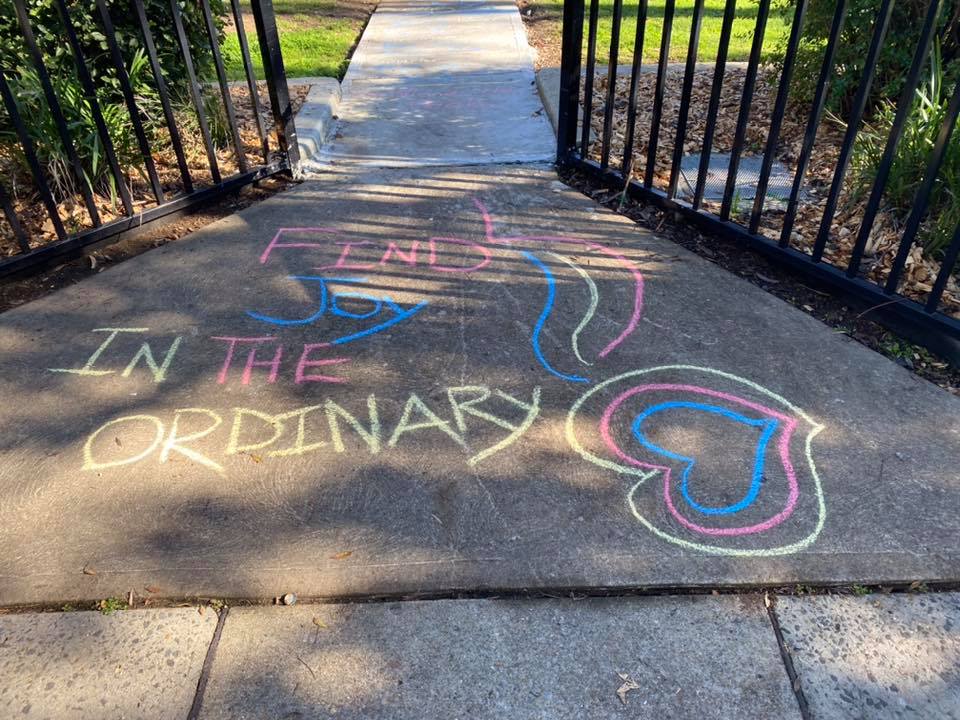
<box><xmin>520</xmin><ymin>250</ymin><xmax>589</xmax><ymax>384</ymax></box>
<box><xmin>601</xmin><ymin>383</ymin><xmax>800</xmax><ymax>537</ymax></box>
<box><xmin>630</xmin><ymin>401</ymin><xmax>778</xmax><ymax>516</ymax></box>
<box><xmin>547</xmin><ymin>251</ymin><xmax>598</xmax><ymax>367</ymax></box>
<box><xmin>472</xmin><ymin>198</ymin><xmax>644</xmax><ymax>360</ymax></box>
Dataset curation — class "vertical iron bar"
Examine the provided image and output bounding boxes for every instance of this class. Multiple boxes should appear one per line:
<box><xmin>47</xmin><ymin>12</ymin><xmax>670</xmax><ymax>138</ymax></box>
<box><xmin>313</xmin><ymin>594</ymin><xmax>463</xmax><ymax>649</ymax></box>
<box><xmin>95</xmin><ymin>0</ymin><xmax>165</xmax><ymax>204</ymax></box>
<box><xmin>557</xmin><ymin>0</ymin><xmax>585</xmax><ymax>161</ymax></box>
<box><xmin>579</xmin><ymin>0</ymin><xmax>601</xmax><ymax>158</ymax></box>
<box><xmin>169</xmin><ymin>0</ymin><xmax>222</xmax><ymax>183</ymax></box>
<box><xmin>810</xmin><ymin>0</ymin><xmax>894</xmax><ymax>262</ymax></box>
<box><xmin>0</xmin><ymin>69</ymin><xmax>67</xmax><ymax>240</ymax></box>
<box><xmin>846</xmin><ymin>0</ymin><xmax>943</xmax><ymax>277</ymax></box>
<box><xmin>250</xmin><ymin>0</ymin><xmax>300</xmax><ymax>173</ymax></box>
<box><xmin>201</xmin><ymin>0</ymin><xmax>248</xmax><ymax>174</ymax></box>
<box><xmin>748</xmin><ymin>0</ymin><xmax>808</xmax><ymax>232</ymax></box>
<box><xmin>779</xmin><ymin>0</ymin><xmax>847</xmax><ymax>247</ymax></box>
<box><xmin>667</xmin><ymin>0</ymin><xmax>705</xmax><ymax>198</ymax></box>
<box><xmin>13</xmin><ymin>0</ymin><xmax>101</xmax><ymax>226</ymax></box>
<box><xmin>693</xmin><ymin>0</ymin><xmax>736</xmax><ymax>209</ymax></box>
<box><xmin>55</xmin><ymin>0</ymin><xmax>134</xmax><ymax>216</ymax></box>
<box><xmin>719</xmin><ymin>0</ymin><xmax>770</xmax><ymax>220</ymax></box>
<box><xmin>620</xmin><ymin>0</ymin><xmax>648</xmax><ymax>175</ymax></box>
<box><xmin>0</xmin><ymin>181</ymin><xmax>29</xmax><ymax>254</ymax></box>
<box><xmin>230</xmin><ymin>0</ymin><xmax>270</xmax><ymax>162</ymax></box>
<box><xmin>132</xmin><ymin>0</ymin><xmax>193</xmax><ymax>193</ymax></box>
<box><xmin>925</xmin><ymin>222</ymin><xmax>960</xmax><ymax>312</ymax></box>
<box><xmin>884</xmin><ymin>78</ymin><xmax>960</xmax><ymax>294</ymax></box>
<box><xmin>644</xmin><ymin>0</ymin><xmax>676</xmax><ymax>187</ymax></box>
<box><xmin>600</xmin><ymin>0</ymin><xmax>624</xmax><ymax>169</ymax></box>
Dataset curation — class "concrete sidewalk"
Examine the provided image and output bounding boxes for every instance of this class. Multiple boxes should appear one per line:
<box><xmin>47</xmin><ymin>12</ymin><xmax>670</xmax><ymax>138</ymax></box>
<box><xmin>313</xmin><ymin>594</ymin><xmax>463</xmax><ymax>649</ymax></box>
<box><xmin>2</xmin><ymin>0</ymin><xmax>959</xmax><ymax>716</ymax></box>
<box><xmin>319</xmin><ymin>0</ymin><xmax>554</xmax><ymax>167</ymax></box>
<box><xmin>3</xmin><ymin>593</ymin><xmax>958</xmax><ymax>718</ymax></box>
<box><xmin>2</xmin><ymin>163</ymin><xmax>959</xmax><ymax>606</ymax></box>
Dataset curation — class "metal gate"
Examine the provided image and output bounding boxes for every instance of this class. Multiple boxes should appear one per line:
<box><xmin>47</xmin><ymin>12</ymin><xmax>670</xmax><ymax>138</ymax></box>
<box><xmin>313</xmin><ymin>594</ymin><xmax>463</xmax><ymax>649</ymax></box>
<box><xmin>556</xmin><ymin>0</ymin><xmax>960</xmax><ymax>361</ymax></box>
<box><xmin>0</xmin><ymin>0</ymin><xmax>298</xmax><ymax>277</ymax></box>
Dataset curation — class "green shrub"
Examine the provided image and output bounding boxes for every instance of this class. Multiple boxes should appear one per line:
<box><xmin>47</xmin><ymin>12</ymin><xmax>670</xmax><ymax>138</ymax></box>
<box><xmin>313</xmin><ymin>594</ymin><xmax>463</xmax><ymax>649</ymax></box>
<box><xmin>0</xmin><ymin>0</ymin><xmax>229</xmax><ymax>208</ymax></box>
<box><xmin>0</xmin><ymin>49</ymin><xmax>161</xmax><ymax>203</ymax></box>
<box><xmin>850</xmin><ymin>44</ymin><xmax>960</xmax><ymax>256</ymax></box>
<box><xmin>0</xmin><ymin>0</ymin><xmax>227</xmax><ymax>98</ymax></box>
<box><xmin>772</xmin><ymin>0</ymin><xmax>960</xmax><ymax>118</ymax></box>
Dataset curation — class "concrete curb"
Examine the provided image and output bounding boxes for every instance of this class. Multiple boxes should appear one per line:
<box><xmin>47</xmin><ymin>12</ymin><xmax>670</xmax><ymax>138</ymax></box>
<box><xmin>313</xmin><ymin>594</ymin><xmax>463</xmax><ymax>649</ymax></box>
<box><xmin>289</xmin><ymin>76</ymin><xmax>342</xmax><ymax>163</ymax></box>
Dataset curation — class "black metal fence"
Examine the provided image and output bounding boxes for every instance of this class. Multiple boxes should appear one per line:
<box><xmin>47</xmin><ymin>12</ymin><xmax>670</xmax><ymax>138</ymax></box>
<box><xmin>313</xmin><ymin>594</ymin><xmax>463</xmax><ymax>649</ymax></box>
<box><xmin>0</xmin><ymin>0</ymin><xmax>298</xmax><ymax>278</ymax></box>
<box><xmin>557</xmin><ymin>0</ymin><xmax>960</xmax><ymax>362</ymax></box>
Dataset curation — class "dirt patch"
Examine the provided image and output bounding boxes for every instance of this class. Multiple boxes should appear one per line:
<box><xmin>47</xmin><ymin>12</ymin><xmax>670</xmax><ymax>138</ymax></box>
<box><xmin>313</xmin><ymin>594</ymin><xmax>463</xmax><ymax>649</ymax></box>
<box><xmin>517</xmin><ymin>0</ymin><xmax>562</xmax><ymax>70</ymax></box>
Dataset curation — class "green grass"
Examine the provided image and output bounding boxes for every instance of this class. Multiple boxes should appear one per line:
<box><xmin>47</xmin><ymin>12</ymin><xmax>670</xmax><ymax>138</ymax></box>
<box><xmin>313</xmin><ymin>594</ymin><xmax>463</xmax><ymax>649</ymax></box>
<box><xmin>222</xmin><ymin>0</ymin><xmax>372</xmax><ymax>80</ymax></box>
<box><xmin>541</xmin><ymin>0</ymin><xmax>791</xmax><ymax>63</ymax></box>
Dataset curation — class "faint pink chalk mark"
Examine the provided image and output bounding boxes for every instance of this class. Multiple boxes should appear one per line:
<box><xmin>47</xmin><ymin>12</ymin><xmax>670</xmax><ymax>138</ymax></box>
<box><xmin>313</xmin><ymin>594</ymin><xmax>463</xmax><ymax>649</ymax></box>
<box><xmin>259</xmin><ymin>227</ymin><xmax>340</xmax><ymax>264</ymax></box>
<box><xmin>296</xmin><ymin>346</ymin><xmax>350</xmax><ymax>384</ymax></box>
<box><xmin>428</xmin><ymin>236</ymin><xmax>492</xmax><ymax>273</ymax></box>
<box><xmin>211</xmin><ymin>336</ymin><xmax>277</xmax><ymax>384</ymax></box>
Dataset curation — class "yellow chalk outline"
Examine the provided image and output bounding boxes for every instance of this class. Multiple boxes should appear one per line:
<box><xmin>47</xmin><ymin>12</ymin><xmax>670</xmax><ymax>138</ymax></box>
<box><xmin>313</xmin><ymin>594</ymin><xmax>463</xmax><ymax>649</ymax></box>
<box><xmin>468</xmin><ymin>387</ymin><xmax>541</xmax><ymax>466</ymax></box>
<box><xmin>160</xmin><ymin>408</ymin><xmax>225</xmax><ymax>476</ymax></box>
<box><xmin>548</xmin><ymin>252</ymin><xmax>597</xmax><ymax>366</ymax></box>
<box><xmin>326</xmin><ymin>396</ymin><xmax>380</xmax><ymax>454</ymax></box>
<box><xmin>82</xmin><ymin>414</ymin><xmax>165</xmax><ymax>471</ymax></box>
<box><xmin>269</xmin><ymin>405</ymin><xmax>328</xmax><ymax>457</ymax></box>
<box><xmin>388</xmin><ymin>394</ymin><xmax>465</xmax><ymax>448</ymax></box>
<box><xmin>565</xmin><ymin>365</ymin><xmax>826</xmax><ymax>557</ymax></box>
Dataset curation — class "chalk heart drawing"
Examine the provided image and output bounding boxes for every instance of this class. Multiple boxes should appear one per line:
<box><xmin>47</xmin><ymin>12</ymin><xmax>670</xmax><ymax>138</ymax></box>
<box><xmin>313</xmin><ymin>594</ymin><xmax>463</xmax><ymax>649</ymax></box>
<box><xmin>566</xmin><ymin>365</ymin><xmax>826</xmax><ymax>556</ymax></box>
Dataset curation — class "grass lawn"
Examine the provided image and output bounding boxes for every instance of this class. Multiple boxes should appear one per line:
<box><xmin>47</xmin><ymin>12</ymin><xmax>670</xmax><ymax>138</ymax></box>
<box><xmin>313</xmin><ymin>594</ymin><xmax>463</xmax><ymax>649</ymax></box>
<box><xmin>527</xmin><ymin>0</ymin><xmax>792</xmax><ymax>64</ymax></box>
<box><xmin>222</xmin><ymin>0</ymin><xmax>374</xmax><ymax>80</ymax></box>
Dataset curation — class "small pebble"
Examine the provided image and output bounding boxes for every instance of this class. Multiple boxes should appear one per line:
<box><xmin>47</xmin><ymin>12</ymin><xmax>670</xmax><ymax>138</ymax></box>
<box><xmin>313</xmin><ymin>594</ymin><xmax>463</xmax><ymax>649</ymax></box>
<box><xmin>282</xmin><ymin>593</ymin><xmax>297</xmax><ymax>606</ymax></box>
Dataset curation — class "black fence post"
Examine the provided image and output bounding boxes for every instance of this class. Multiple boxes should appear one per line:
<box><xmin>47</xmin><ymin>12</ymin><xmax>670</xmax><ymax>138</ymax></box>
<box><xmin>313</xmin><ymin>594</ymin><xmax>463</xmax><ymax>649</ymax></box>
<box><xmin>250</xmin><ymin>0</ymin><xmax>300</xmax><ymax>176</ymax></box>
<box><xmin>557</xmin><ymin>0</ymin><xmax>584</xmax><ymax>164</ymax></box>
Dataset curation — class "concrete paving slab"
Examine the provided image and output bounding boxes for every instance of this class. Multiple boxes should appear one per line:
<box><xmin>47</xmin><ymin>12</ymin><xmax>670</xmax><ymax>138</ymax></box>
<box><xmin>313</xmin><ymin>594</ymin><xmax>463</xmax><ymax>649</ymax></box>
<box><xmin>0</xmin><ymin>608</ymin><xmax>215</xmax><ymax>719</ymax></box>
<box><xmin>777</xmin><ymin>593</ymin><xmax>960</xmax><ymax>719</ymax></box>
<box><xmin>0</xmin><ymin>164</ymin><xmax>958</xmax><ymax>605</ymax></box>
<box><xmin>347</xmin><ymin>0</ymin><xmax>536</xmax><ymax>80</ymax></box>
<box><xmin>324</xmin><ymin>0</ymin><xmax>554</xmax><ymax>166</ymax></box>
<box><xmin>198</xmin><ymin>596</ymin><xmax>801</xmax><ymax>719</ymax></box>
<box><xmin>327</xmin><ymin>74</ymin><xmax>554</xmax><ymax>167</ymax></box>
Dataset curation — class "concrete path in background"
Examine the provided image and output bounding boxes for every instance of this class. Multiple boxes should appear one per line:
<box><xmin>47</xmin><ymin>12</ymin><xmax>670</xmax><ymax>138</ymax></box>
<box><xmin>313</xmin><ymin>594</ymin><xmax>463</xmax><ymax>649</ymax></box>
<box><xmin>318</xmin><ymin>0</ymin><xmax>554</xmax><ymax>167</ymax></box>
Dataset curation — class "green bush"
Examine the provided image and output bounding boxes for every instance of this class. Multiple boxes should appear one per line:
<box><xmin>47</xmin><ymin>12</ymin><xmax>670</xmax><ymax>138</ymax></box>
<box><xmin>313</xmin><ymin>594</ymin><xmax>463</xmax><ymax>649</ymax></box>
<box><xmin>0</xmin><ymin>50</ymin><xmax>161</xmax><ymax>204</ymax></box>
<box><xmin>850</xmin><ymin>44</ymin><xmax>960</xmax><ymax>257</ymax></box>
<box><xmin>772</xmin><ymin>0</ymin><xmax>960</xmax><ymax>118</ymax></box>
<box><xmin>0</xmin><ymin>0</ymin><xmax>229</xmax><ymax>208</ymax></box>
<box><xmin>0</xmin><ymin>0</ymin><xmax>227</xmax><ymax>99</ymax></box>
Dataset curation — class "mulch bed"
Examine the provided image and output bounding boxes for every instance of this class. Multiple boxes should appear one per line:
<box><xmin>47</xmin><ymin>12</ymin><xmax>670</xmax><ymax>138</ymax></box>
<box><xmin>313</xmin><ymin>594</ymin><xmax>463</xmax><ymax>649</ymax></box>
<box><xmin>515</xmin><ymin>5</ymin><xmax>959</xmax><ymax>318</ymax></box>
<box><xmin>517</xmin><ymin>0</ymin><xmax>563</xmax><ymax>70</ymax></box>
<box><xmin>0</xmin><ymin>174</ymin><xmax>297</xmax><ymax>313</ymax></box>
<box><xmin>581</xmin><ymin>68</ymin><xmax>960</xmax><ymax>320</ymax></box>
